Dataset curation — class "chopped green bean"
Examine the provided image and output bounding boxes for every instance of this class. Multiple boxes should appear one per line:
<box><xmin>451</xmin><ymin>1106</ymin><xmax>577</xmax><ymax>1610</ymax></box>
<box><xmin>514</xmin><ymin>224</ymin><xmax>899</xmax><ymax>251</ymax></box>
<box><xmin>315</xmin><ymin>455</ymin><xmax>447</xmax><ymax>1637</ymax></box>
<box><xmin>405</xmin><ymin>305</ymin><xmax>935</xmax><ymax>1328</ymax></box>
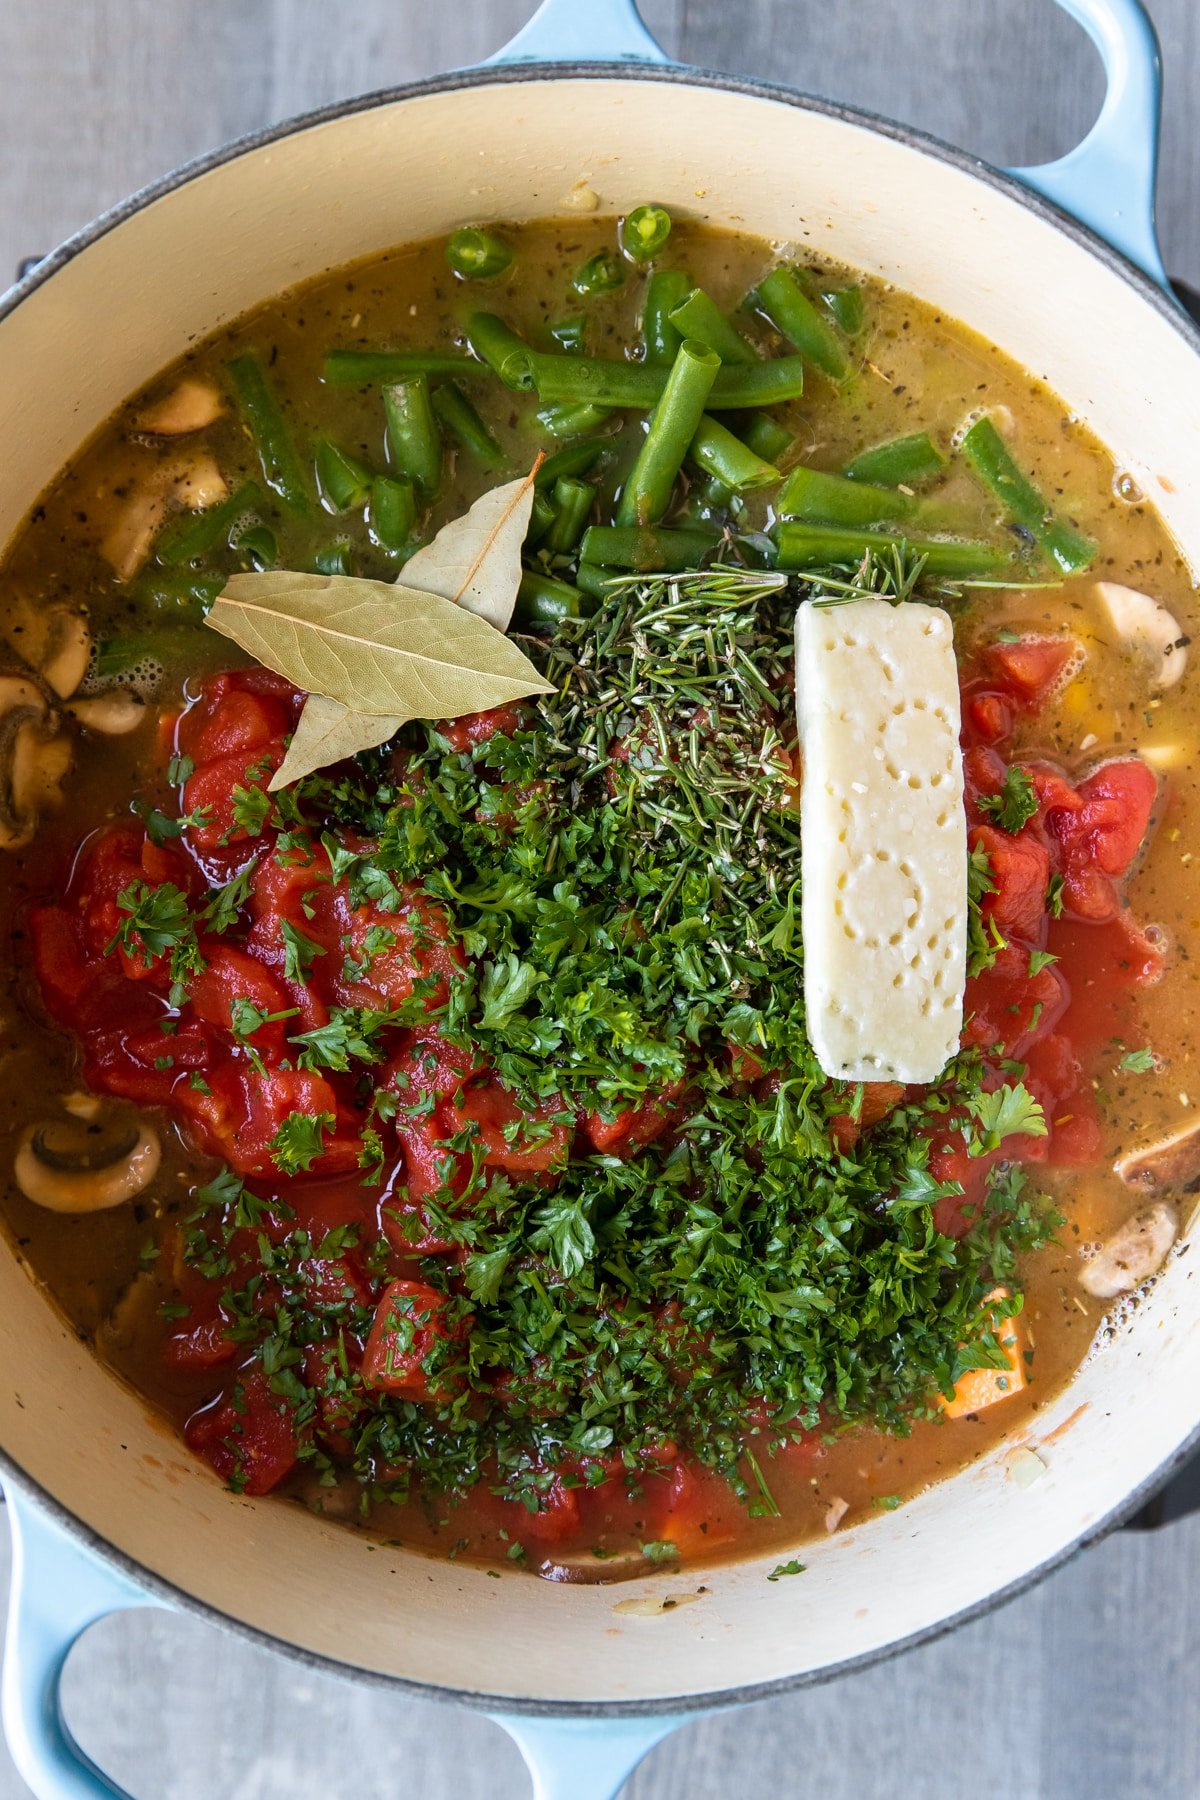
<box><xmin>529</xmin><ymin>352</ymin><xmax>805</xmax><ymax>411</ymax></box>
<box><xmin>432</xmin><ymin>382</ymin><xmax>506</xmax><ymax>470</ymax></box>
<box><xmin>544</xmin><ymin>477</ymin><xmax>595</xmax><ymax>554</ymax></box>
<box><xmin>777</xmin><ymin>465</ymin><xmax>917</xmax><ymax>526</ymax></box>
<box><xmin>515</xmin><ymin>569</ymin><xmax>595</xmax><ymax>628</ymax></box>
<box><xmin>526</xmin><ymin>490</ymin><xmax>557</xmax><ymax>548</ymax></box>
<box><xmin>465</xmin><ymin>313</ymin><xmax>535</xmax><ymax>390</ymax></box>
<box><xmin>620</xmin><ymin>204</ymin><xmax>672</xmax><ymax>264</ymax></box>
<box><xmin>689</xmin><ymin>416</ymin><xmax>779</xmax><ymax>493</ymax></box>
<box><xmin>384</xmin><ymin>377</ymin><xmax>442</xmax><ymax>496</ymax></box>
<box><xmin>445</xmin><ymin>227</ymin><xmax>512</xmax><ymax>280</ymax></box>
<box><xmin>536</xmin><ymin>401</ymin><xmax>614</xmax><ymax>440</ymax></box>
<box><xmin>572</xmin><ymin>250</ymin><xmax>625</xmax><ymax>297</ymax></box>
<box><xmin>534</xmin><ymin>442</ymin><xmax>606</xmax><ymax>487</ymax></box>
<box><xmin>315</xmin><ymin>439</ymin><xmax>374</xmax><ymax>513</ymax></box>
<box><xmin>94</xmin><ymin>630</ymin><xmax>203</xmax><ymax>679</ymax></box>
<box><xmin>132</xmin><ymin>572</ymin><xmax>225</xmax><ymax>619</ymax></box>
<box><xmin>617</xmin><ymin>340</ymin><xmax>720</xmax><ymax>527</ymax></box>
<box><xmin>226</xmin><ymin>352</ymin><xmax>312</xmax><ymax>514</ymax></box>
<box><xmin>550</xmin><ymin>316</ymin><xmax>588</xmax><ymax>353</ymax></box>
<box><xmin>313</xmin><ymin>541</ymin><xmax>354</xmax><ymax>577</ymax></box>
<box><xmin>739</xmin><ymin>414</ymin><xmax>793</xmax><ymax>464</ymax></box>
<box><xmin>960</xmin><ymin>416</ymin><xmax>1096</xmax><ymax>573</ymax></box>
<box><xmin>580</xmin><ymin>524</ymin><xmax>720</xmax><ymax>572</ymax></box>
<box><xmin>237</xmin><ymin>523</ymin><xmax>278</xmax><ymax>570</ymax></box>
<box><xmin>369</xmin><ymin>476</ymin><xmax>416</xmax><ymax>555</ymax></box>
<box><xmin>822</xmin><ymin>285</ymin><xmax>865</xmax><ymax>336</ymax></box>
<box><xmin>667</xmin><ymin>287</ymin><xmax>756</xmax><ymax>365</ymax></box>
<box><xmin>750</xmin><ymin>268</ymin><xmax>849</xmax><ymax>380</ymax></box>
<box><xmin>844</xmin><ymin>431</ymin><xmax>947</xmax><ymax>489</ymax></box>
<box><xmin>574</xmin><ymin>562</ymin><xmax>624</xmax><ymax>600</ymax></box>
<box><xmin>323</xmin><ymin>350</ymin><xmax>477</xmax><ymax>387</ymax></box>
<box><xmin>773</xmin><ymin>521</ymin><xmax>1019</xmax><ymax>580</ymax></box>
<box><xmin>642</xmin><ymin>270</ymin><xmax>690</xmax><ymax>367</ymax></box>
<box><xmin>155</xmin><ymin>480</ymin><xmax>263</xmax><ymax>567</ymax></box>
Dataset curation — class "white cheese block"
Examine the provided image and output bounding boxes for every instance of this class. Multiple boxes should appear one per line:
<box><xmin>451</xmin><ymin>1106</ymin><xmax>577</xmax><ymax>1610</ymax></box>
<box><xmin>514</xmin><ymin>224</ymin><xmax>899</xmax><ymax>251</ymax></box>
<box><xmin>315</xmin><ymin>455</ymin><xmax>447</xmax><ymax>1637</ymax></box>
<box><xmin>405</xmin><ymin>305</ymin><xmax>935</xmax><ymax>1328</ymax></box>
<box><xmin>795</xmin><ymin>597</ymin><xmax>967</xmax><ymax>1084</ymax></box>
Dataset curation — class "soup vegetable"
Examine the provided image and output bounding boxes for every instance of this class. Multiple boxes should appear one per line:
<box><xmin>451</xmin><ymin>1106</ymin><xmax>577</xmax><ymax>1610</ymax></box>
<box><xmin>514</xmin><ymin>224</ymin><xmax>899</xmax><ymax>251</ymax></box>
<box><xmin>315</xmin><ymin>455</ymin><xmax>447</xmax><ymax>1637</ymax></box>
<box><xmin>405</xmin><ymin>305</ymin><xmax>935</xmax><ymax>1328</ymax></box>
<box><xmin>1</xmin><ymin>212</ymin><xmax>1196</xmax><ymax>1582</ymax></box>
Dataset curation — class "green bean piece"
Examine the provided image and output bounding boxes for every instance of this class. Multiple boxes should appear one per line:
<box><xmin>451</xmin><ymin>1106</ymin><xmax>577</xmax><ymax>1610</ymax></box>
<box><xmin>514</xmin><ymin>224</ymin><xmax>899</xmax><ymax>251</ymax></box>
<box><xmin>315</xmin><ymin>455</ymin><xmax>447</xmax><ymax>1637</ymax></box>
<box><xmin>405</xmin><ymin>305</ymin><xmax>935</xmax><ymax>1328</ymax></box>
<box><xmin>515</xmin><ymin>569</ymin><xmax>595</xmax><ymax>628</ymax></box>
<box><xmin>689</xmin><ymin>416</ymin><xmax>779</xmax><ymax>493</ymax></box>
<box><xmin>536</xmin><ymin>401</ymin><xmax>615</xmax><ymax>440</ymax></box>
<box><xmin>642</xmin><ymin>270</ymin><xmax>690</xmax><ymax>367</ymax></box>
<box><xmin>526</xmin><ymin>490</ymin><xmax>557</xmax><ymax>548</ymax></box>
<box><xmin>323</xmin><ymin>350</ymin><xmax>477</xmax><ymax>387</ymax></box>
<box><xmin>529</xmin><ymin>352</ymin><xmax>805</xmax><ymax>411</ymax></box>
<box><xmin>574</xmin><ymin>562</ymin><xmax>624</xmax><ymax>600</ymax></box>
<box><xmin>550</xmin><ymin>315</ymin><xmax>588</xmax><ymax>353</ymax></box>
<box><xmin>844</xmin><ymin>431</ymin><xmax>947</xmax><ymax>489</ymax></box>
<box><xmin>777</xmin><ymin>466</ymin><xmax>918</xmax><ymax>526</ymax></box>
<box><xmin>667</xmin><ymin>287</ymin><xmax>756</xmax><ymax>365</ymax></box>
<box><xmin>132</xmin><ymin>572</ymin><xmax>225</xmax><ymax>620</ymax></box>
<box><xmin>580</xmin><ymin>524</ymin><xmax>720</xmax><ymax>572</ymax></box>
<box><xmin>739</xmin><ymin>414</ymin><xmax>793</xmax><ymax>464</ymax></box>
<box><xmin>313</xmin><ymin>542</ymin><xmax>354</xmax><ymax>577</ymax></box>
<box><xmin>822</xmin><ymin>285</ymin><xmax>865</xmax><ymax>336</ymax></box>
<box><xmin>431</xmin><ymin>382</ymin><xmax>506</xmax><ymax>471</ymax></box>
<box><xmin>751</xmin><ymin>268</ymin><xmax>849</xmax><ymax>380</ymax></box>
<box><xmin>620</xmin><ymin>204</ymin><xmax>672</xmax><ymax>264</ymax></box>
<box><xmin>617</xmin><ymin>340</ymin><xmax>721</xmax><ymax>527</ymax></box>
<box><xmin>465</xmin><ymin>313</ymin><xmax>535</xmax><ymax>390</ymax></box>
<box><xmin>445</xmin><ymin>227</ymin><xmax>512</xmax><ymax>280</ymax></box>
<box><xmin>226</xmin><ymin>353</ymin><xmax>312</xmax><ymax>514</ymax></box>
<box><xmin>370</xmin><ymin>475</ymin><xmax>416</xmax><ymax>556</ymax></box>
<box><xmin>534</xmin><ymin>442</ymin><xmax>606</xmax><ymax>487</ymax></box>
<box><xmin>384</xmin><ymin>377</ymin><xmax>442</xmax><ymax>496</ymax></box>
<box><xmin>544</xmin><ymin>477</ymin><xmax>595</xmax><ymax>554</ymax></box>
<box><xmin>960</xmin><ymin>416</ymin><xmax>1096</xmax><ymax>574</ymax></box>
<box><xmin>237</xmin><ymin>524</ymin><xmax>278</xmax><ymax>570</ymax></box>
<box><xmin>315</xmin><ymin>439</ymin><xmax>374</xmax><ymax>513</ymax></box>
<box><xmin>572</xmin><ymin>250</ymin><xmax>626</xmax><ymax>297</ymax></box>
<box><xmin>773</xmin><ymin>522</ymin><xmax>1018</xmax><ymax>580</ymax></box>
<box><xmin>155</xmin><ymin>480</ymin><xmax>263</xmax><ymax>567</ymax></box>
<box><xmin>94</xmin><ymin>630</ymin><xmax>203</xmax><ymax>679</ymax></box>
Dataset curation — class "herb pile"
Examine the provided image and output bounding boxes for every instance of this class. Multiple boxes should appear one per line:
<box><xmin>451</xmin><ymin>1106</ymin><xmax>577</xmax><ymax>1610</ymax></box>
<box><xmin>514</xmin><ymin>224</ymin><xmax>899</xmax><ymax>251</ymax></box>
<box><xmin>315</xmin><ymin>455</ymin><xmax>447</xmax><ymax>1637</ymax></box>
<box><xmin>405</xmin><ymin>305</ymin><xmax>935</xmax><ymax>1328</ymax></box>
<box><xmin>175</xmin><ymin>571</ymin><xmax>1056</xmax><ymax>1513</ymax></box>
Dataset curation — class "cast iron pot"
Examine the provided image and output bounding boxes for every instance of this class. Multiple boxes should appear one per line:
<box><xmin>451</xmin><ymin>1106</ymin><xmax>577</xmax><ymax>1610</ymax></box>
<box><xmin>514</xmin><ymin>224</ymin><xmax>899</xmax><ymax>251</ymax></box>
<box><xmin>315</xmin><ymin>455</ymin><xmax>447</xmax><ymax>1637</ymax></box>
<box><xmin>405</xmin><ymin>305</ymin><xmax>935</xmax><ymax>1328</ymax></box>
<box><xmin>2</xmin><ymin>2</ymin><xmax>1197</xmax><ymax>1795</ymax></box>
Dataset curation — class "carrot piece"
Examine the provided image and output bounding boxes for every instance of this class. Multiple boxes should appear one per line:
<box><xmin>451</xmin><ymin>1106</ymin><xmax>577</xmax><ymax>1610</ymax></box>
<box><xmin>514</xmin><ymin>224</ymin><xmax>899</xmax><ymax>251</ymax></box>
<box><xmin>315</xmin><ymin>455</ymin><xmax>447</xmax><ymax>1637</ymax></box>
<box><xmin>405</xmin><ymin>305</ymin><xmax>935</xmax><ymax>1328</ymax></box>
<box><xmin>940</xmin><ymin>1288</ymin><xmax>1028</xmax><ymax>1418</ymax></box>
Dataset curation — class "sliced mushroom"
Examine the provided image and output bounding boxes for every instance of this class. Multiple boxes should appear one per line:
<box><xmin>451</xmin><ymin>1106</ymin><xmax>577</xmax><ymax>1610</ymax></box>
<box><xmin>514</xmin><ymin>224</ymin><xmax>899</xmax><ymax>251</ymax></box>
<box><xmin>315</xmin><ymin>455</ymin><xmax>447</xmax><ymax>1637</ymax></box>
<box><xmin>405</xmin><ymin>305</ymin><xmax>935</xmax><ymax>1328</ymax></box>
<box><xmin>1115</xmin><ymin>1120</ymin><xmax>1200</xmax><ymax>1193</ymax></box>
<box><xmin>136</xmin><ymin>378</ymin><xmax>223</xmax><ymax>437</ymax></box>
<box><xmin>173</xmin><ymin>449</ymin><xmax>228</xmax><ymax>512</ymax></box>
<box><xmin>69</xmin><ymin>692</ymin><xmax>146</xmax><ymax>736</ymax></box>
<box><xmin>100</xmin><ymin>448</ymin><xmax>229</xmax><ymax>581</ymax></box>
<box><xmin>3</xmin><ymin>599</ymin><xmax>91</xmax><ymax>700</ymax></box>
<box><xmin>823</xmin><ymin>1495</ymin><xmax>850</xmax><ymax>1533</ymax></box>
<box><xmin>13</xmin><ymin>1110</ymin><xmax>161</xmax><ymax>1213</ymax></box>
<box><xmin>1093</xmin><ymin>581</ymin><xmax>1189</xmax><ymax>690</ymax></box>
<box><xmin>0</xmin><ymin>675</ymin><xmax>70</xmax><ymax>849</ymax></box>
<box><xmin>1079</xmin><ymin>1202</ymin><xmax>1178</xmax><ymax>1298</ymax></box>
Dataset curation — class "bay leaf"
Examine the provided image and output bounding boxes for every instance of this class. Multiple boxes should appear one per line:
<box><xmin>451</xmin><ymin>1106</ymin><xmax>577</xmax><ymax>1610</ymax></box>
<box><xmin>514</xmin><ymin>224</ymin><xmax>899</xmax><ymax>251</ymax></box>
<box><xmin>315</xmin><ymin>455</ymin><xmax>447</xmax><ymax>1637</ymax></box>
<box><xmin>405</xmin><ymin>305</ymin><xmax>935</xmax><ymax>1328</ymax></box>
<box><xmin>402</xmin><ymin>465</ymin><xmax>539</xmax><ymax>630</ymax></box>
<box><xmin>268</xmin><ymin>692</ymin><xmax>404</xmax><ymax>792</ymax></box>
<box><xmin>206</xmin><ymin>570</ymin><xmax>555</xmax><ymax>719</ymax></box>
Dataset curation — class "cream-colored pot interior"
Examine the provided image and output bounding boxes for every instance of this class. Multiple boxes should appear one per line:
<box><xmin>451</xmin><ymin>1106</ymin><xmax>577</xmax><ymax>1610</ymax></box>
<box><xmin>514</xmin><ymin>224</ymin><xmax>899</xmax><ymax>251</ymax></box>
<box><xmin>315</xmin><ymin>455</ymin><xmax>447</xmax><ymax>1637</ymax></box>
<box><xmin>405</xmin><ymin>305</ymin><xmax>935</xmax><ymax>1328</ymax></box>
<box><xmin>2</xmin><ymin>71</ymin><xmax>1198</xmax><ymax>1708</ymax></box>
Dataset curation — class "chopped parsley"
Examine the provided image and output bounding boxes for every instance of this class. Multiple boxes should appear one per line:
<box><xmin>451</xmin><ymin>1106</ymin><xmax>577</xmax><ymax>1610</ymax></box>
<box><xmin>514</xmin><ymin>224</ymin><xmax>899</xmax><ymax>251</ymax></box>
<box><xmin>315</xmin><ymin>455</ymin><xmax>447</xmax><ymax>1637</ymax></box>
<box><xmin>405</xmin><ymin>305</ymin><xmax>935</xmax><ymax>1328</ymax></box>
<box><xmin>1120</xmin><ymin>1047</ymin><xmax>1156</xmax><ymax>1074</ymax></box>
<box><xmin>977</xmin><ymin>766</ymin><xmax>1039</xmax><ymax>834</ymax></box>
<box><xmin>767</xmin><ymin>1559</ymin><xmax>807</xmax><ymax>1580</ymax></box>
<box><xmin>269</xmin><ymin>1111</ymin><xmax>335</xmax><ymax>1174</ymax></box>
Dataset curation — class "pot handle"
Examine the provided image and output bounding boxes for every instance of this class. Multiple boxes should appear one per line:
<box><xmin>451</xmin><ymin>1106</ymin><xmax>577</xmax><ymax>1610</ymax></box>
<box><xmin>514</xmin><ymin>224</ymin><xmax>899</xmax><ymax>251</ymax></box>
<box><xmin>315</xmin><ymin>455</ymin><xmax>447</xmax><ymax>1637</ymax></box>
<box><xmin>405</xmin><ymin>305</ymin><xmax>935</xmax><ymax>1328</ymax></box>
<box><xmin>1010</xmin><ymin>0</ymin><xmax>1167</xmax><ymax>287</ymax></box>
<box><xmin>491</xmin><ymin>1709</ymin><xmax>693</xmax><ymax>1799</ymax></box>
<box><xmin>488</xmin><ymin>0</ymin><xmax>668</xmax><ymax>66</ymax></box>
<box><xmin>1</xmin><ymin>1482</ymin><xmax>152</xmax><ymax>1799</ymax></box>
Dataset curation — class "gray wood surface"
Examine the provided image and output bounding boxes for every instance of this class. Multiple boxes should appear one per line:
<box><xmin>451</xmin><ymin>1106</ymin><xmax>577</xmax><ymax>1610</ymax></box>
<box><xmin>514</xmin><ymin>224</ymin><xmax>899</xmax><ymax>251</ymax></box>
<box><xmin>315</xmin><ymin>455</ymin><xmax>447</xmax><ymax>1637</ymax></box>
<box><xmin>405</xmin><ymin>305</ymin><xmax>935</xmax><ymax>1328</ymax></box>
<box><xmin>1</xmin><ymin>3</ymin><xmax>1198</xmax><ymax>1795</ymax></box>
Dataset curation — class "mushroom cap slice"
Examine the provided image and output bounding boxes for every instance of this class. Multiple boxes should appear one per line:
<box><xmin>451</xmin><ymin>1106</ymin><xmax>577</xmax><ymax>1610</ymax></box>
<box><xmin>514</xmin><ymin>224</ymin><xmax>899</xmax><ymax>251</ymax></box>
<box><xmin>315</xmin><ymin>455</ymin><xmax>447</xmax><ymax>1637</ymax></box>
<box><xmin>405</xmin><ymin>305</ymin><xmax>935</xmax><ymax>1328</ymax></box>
<box><xmin>69</xmin><ymin>693</ymin><xmax>146</xmax><ymax>736</ymax></box>
<box><xmin>136</xmin><ymin>378</ymin><xmax>223</xmax><ymax>437</ymax></box>
<box><xmin>0</xmin><ymin>674</ymin><xmax>69</xmax><ymax>850</ymax></box>
<box><xmin>1114</xmin><ymin>1119</ymin><xmax>1200</xmax><ymax>1193</ymax></box>
<box><xmin>3</xmin><ymin>600</ymin><xmax>91</xmax><ymax>700</ymax></box>
<box><xmin>1079</xmin><ymin>1201</ymin><xmax>1178</xmax><ymax>1299</ymax></box>
<box><xmin>14</xmin><ymin>1114</ymin><xmax>161</xmax><ymax>1213</ymax></box>
<box><xmin>1093</xmin><ymin>581</ymin><xmax>1189</xmax><ymax>690</ymax></box>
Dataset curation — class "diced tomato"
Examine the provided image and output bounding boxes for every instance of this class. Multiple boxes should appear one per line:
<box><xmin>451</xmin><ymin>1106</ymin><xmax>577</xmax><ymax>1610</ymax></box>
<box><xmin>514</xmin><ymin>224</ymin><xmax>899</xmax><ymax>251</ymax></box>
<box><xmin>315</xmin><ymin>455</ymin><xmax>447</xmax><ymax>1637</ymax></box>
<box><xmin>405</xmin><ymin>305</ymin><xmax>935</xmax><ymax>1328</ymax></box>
<box><xmin>29</xmin><ymin>905</ymin><xmax>108</xmax><ymax>1020</ymax></box>
<box><xmin>329</xmin><ymin>886</ymin><xmax>464</xmax><ymax>1014</ymax></box>
<box><xmin>983</xmin><ymin>636</ymin><xmax>1077</xmax><ymax>708</ymax></box>
<box><xmin>182</xmin><ymin>742</ymin><xmax>286</xmax><ymax>851</ymax></box>
<box><xmin>830</xmin><ymin>1081</ymin><xmax>907</xmax><ymax>1152</ymax></box>
<box><xmin>452</xmin><ymin>1076</ymin><xmax>570</xmax><ymax>1175</ymax></box>
<box><xmin>177</xmin><ymin>1064</ymin><xmax>359</xmax><ymax>1176</ymax></box>
<box><xmin>188</xmin><ymin>944</ymin><xmax>298</xmax><ymax>1061</ymax></box>
<box><xmin>163</xmin><ymin>1309</ymin><xmax>237</xmax><ymax>1372</ymax></box>
<box><xmin>1023</xmin><ymin>1032</ymin><xmax>1102</xmax><ymax>1166</ymax></box>
<box><xmin>439</xmin><ymin>702</ymin><xmax>527</xmax><ymax>754</ymax></box>
<box><xmin>1072</xmin><ymin>759</ymin><xmax>1159</xmax><ymax>878</ymax></box>
<box><xmin>177</xmin><ymin>673</ymin><xmax>294</xmax><ymax>765</ymax></box>
<box><xmin>582</xmin><ymin>1082</ymin><xmax>685</xmax><ymax>1156</ymax></box>
<box><xmin>657</xmin><ymin>1460</ymin><xmax>738</xmax><ymax>1557</ymax></box>
<box><xmin>184</xmin><ymin>1366</ymin><xmax>300</xmax><ymax>1495</ymax></box>
<box><xmin>965</xmin><ymin>690</ymin><xmax>1013</xmax><ymax>746</ymax></box>
<box><xmin>971</xmin><ymin>823</ymin><xmax>1050</xmax><ymax>943</ymax></box>
<box><xmin>964</xmin><ymin>940</ymin><xmax>1068</xmax><ymax>1058</ymax></box>
<box><xmin>389</xmin><ymin>1110</ymin><xmax>473</xmax><ymax>1219</ymax></box>
<box><xmin>361</xmin><ymin>1279</ymin><xmax>467</xmax><ymax>1401</ymax></box>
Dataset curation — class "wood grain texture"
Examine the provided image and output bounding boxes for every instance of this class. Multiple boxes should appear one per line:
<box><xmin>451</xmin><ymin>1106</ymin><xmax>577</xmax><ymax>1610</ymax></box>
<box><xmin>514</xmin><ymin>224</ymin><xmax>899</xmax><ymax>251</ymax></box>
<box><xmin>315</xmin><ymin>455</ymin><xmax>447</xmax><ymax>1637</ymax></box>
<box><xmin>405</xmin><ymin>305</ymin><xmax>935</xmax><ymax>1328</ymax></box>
<box><xmin>1</xmin><ymin>2</ymin><xmax>1199</xmax><ymax>1795</ymax></box>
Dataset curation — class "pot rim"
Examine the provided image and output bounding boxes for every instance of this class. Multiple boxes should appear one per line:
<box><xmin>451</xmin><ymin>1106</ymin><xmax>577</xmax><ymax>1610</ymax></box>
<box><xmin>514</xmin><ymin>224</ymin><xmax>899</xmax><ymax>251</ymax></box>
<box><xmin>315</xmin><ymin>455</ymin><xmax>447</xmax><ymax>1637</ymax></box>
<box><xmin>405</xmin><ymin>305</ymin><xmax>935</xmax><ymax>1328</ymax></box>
<box><xmin>3</xmin><ymin>53</ymin><xmax>1199</xmax><ymax>1719</ymax></box>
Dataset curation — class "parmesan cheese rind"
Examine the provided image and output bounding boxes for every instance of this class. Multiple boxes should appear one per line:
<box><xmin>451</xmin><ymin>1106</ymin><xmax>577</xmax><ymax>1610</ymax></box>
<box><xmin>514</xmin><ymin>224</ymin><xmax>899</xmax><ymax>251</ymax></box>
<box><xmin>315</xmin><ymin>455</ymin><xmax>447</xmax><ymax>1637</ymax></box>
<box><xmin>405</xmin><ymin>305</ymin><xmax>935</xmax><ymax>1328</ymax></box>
<box><xmin>795</xmin><ymin>597</ymin><xmax>967</xmax><ymax>1083</ymax></box>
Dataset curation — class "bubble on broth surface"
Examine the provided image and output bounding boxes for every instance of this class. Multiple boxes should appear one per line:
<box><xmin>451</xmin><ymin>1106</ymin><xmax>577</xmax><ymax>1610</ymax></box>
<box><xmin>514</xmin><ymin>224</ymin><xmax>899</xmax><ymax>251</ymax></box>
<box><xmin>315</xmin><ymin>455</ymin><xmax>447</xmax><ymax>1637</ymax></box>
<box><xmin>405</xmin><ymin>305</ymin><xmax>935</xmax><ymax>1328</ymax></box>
<box><xmin>79</xmin><ymin>655</ymin><xmax>163</xmax><ymax>701</ymax></box>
